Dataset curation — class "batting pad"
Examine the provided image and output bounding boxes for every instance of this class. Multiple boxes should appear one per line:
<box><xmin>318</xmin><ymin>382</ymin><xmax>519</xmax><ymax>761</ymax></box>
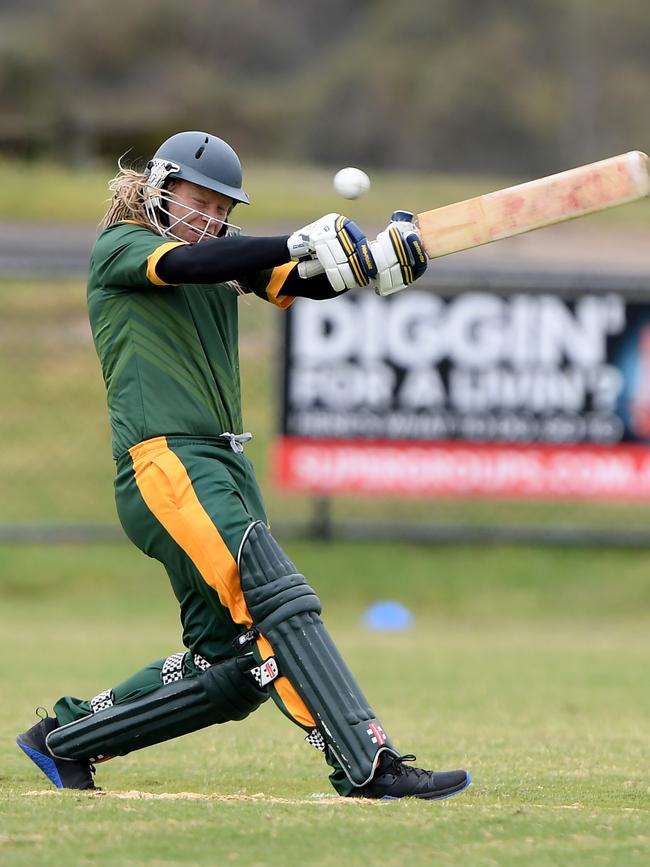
<box><xmin>46</xmin><ymin>654</ymin><xmax>269</xmax><ymax>762</ymax></box>
<box><xmin>238</xmin><ymin>521</ymin><xmax>398</xmax><ymax>786</ymax></box>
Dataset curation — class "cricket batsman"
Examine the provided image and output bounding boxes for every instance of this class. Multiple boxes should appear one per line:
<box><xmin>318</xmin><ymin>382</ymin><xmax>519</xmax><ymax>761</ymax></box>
<box><xmin>17</xmin><ymin>130</ymin><xmax>470</xmax><ymax>800</ymax></box>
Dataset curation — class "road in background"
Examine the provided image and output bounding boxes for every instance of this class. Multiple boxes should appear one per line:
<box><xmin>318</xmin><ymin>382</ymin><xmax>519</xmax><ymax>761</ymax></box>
<box><xmin>1</xmin><ymin>221</ymin><xmax>649</xmax><ymax>279</ymax></box>
<box><xmin>0</xmin><ymin>221</ymin><xmax>97</xmax><ymax>276</ymax></box>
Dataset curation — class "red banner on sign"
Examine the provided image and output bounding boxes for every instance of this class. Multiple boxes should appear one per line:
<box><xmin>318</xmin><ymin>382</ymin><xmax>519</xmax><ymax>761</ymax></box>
<box><xmin>274</xmin><ymin>437</ymin><xmax>650</xmax><ymax>500</ymax></box>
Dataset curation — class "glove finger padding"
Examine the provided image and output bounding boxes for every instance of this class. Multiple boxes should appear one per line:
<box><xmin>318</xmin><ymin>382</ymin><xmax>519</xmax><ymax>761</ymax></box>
<box><xmin>370</xmin><ymin>210</ymin><xmax>428</xmax><ymax>296</ymax></box>
<box><xmin>287</xmin><ymin>213</ymin><xmax>376</xmax><ymax>292</ymax></box>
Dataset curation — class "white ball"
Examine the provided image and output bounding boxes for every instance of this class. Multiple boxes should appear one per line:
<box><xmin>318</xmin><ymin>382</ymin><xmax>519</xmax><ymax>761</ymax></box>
<box><xmin>333</xmin><ymin>167</ymin><xmax>371</xmax><ymax>200</ymax></box>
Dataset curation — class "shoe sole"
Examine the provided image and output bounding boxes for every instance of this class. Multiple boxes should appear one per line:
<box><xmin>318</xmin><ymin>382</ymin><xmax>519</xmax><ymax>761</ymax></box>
<box><xmin>16</xmin><ymin>737</ymin><xmax>64</xmax><ymax>789</ymax></box>
<box><xmin>380</xmin><ymin>771</ymin><xmax>472</xmax><ymax>801</ymax></box>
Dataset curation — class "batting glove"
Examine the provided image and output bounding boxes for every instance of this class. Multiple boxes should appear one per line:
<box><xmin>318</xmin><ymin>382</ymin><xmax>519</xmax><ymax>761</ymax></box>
<box><xmin>369</xmin><ymin>211</ymin><xmax>428</xmax><ymax>296</ymax></box>
<box><xmin>287</xmin><ymin>213</ymin><xmax>377</xmax><ymax>292</ymax></box>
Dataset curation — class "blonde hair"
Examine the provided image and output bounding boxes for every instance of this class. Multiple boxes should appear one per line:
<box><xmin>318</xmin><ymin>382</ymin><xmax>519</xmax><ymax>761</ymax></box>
<box><xmin>99</xmin><ymin>160</ymin><xmax>155</xmax><ymax>231</ymax></box>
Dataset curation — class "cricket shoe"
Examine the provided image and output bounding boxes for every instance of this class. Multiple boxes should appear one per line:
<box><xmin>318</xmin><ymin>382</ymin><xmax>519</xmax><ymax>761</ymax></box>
<box><xmin>353</xmin><ymin>753</ymin><xmax>471</xmax><ymax>800</ymax></box>
<box><xmin>16</xmin><ymin>713</ymin><xmax>98</xmax><ymax>790</ymax></box>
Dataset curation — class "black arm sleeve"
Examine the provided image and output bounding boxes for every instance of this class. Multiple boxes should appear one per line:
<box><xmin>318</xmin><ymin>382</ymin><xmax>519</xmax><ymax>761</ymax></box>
<box><xmin>278</xmin><ymin>266</ymin><xmax>352</xmax><ymax>300</ymax></box>
<box><xmin>156</xmin><ymin>235</ymin><xmax>291</xmax><ymax>285</ymax></box>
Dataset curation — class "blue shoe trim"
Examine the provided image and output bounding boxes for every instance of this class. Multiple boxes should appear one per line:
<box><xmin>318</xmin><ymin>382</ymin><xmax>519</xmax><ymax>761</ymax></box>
<box><xmin>432</xmin><ymin>771</ymin><xmax>472</xmax><ymax>801</ymax></box>
<box><xmin>16</xmin><ymin>738</ymin><xmax>64</xmax><ymax>789</ymax></box>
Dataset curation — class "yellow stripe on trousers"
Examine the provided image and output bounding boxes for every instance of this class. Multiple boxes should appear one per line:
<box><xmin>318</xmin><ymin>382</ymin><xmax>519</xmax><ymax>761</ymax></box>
<box><xmin>129</xmin><ymin>436</ymin><xmax>316</xmax><ymax>728</ymax></box>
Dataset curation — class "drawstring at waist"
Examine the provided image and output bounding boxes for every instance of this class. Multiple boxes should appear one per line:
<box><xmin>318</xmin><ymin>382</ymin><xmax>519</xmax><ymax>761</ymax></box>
<box><xmin>219</xmin><ymin>432</ymin><xmax>253</xmax><ymax>453</ymax></box>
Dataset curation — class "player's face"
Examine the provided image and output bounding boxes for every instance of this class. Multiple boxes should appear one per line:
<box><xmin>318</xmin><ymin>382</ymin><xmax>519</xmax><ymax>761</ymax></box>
<box><xmin>165</xmin><ymin>180</ymin><xmax>234</xmax><ymax>243</ymax></box>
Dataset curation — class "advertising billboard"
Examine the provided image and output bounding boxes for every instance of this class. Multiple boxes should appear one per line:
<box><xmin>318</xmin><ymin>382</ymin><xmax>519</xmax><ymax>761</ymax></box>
<box><xmin>275</xmin><ymin>284</ymin><xmax>650</xmax><ymax>499</ymax></box>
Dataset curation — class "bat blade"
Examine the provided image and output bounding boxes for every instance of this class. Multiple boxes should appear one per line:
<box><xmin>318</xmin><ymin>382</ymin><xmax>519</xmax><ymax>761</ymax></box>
<box><xmin>417</xmin><ymin>151</ymin><xmax>650</xmax><ymax>259</ymax></box>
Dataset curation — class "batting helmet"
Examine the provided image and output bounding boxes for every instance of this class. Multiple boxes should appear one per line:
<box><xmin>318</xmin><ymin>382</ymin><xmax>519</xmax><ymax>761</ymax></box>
<box><xmin>145</xmin><ymin>131</ymin><xmax>249</xmax><ymax>204</ymax></box>
<box><xmin>142</xmin><ymin>131</ymin><xmax>249</xmax><ymax>240</ymax></box>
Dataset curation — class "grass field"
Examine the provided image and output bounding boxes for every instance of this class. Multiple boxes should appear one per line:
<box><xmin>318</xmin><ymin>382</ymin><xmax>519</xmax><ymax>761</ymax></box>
<box><xmin>4</xmin><ymin>157</ymin><xmax>650</xmax><ymax>228</ymax></box>
<box><xmin>1</xmin><ymin>541</ymin><xmax>650</xmax><ymax>866</ymax></box>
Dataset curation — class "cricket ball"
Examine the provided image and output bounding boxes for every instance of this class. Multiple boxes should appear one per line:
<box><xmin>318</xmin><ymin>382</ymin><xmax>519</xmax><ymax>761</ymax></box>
<box><xmin>333</xmin><ymin>167</ymin><xmax>371</xmax><ymax>200</ymax></box>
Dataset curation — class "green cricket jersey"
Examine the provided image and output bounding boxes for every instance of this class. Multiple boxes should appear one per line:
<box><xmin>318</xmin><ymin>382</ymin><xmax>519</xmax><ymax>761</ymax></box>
<box><xmin>87</xmin><ymin>222</ymin><xmax>292</xmax><ymax>459</ymax></box>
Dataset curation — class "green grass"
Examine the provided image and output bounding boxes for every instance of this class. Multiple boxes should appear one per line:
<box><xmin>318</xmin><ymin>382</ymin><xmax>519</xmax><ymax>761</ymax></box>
<box><xmin>3</xmin><ymin>157</ymin><xmax>650</xmax><ymax>228</ymax></box>
<box><xmin>1</xmin><ymin>541</ymin><xmax>650</xmax><ymax>865</ymax></box>
<box><xmin>0</xmin><ymin>280</ymin><xmax>116</xmax><ymax>521</ymax></box>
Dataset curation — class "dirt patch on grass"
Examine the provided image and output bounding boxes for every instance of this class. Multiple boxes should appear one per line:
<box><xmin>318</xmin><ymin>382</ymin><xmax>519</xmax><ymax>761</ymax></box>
<box><xmin>27</xmin><ymin>789</ymin><xmax>378</xmax><ymax>806</ymax></box>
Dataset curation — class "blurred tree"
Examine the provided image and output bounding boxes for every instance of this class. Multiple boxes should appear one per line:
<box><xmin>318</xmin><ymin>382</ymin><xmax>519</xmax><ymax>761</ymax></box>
<box><xmin>0</xmin><ymin>0</ymin><xmax>648</xmax><ymax>175</ymax></box>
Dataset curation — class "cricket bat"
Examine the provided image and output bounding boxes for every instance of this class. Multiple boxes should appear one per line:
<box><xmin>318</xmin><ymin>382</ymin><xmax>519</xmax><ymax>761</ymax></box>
<box><xmin>417</xmin><ymin>150</ymin><xmax>650</xmax><ymax>259</ymax></box>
